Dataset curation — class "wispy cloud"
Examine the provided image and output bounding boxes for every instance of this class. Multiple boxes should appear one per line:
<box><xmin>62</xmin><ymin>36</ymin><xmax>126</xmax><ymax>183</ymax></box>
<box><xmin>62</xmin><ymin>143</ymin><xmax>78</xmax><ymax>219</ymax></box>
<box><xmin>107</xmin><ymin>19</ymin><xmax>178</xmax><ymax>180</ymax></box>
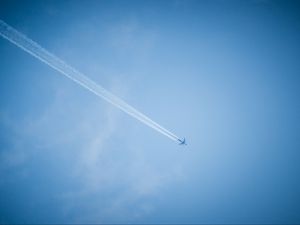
<box><xmin>0</xmin><ymin>18</ymin><xmax>185</xmax><ymax>223</ymax></box>
<box><xmin>107</xmin><ymin>18</ymin><xmax>158</xmax><ymax>58</ymax></box>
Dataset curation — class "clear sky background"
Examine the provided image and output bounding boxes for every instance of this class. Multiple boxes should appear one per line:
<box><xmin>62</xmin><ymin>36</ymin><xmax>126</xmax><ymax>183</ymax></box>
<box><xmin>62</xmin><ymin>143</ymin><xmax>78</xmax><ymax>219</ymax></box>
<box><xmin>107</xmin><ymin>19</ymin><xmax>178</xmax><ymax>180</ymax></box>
<box><xmin>0</xmin><ymin>0</ymin><xmax>299</xmax><ymax>224</ymax></box>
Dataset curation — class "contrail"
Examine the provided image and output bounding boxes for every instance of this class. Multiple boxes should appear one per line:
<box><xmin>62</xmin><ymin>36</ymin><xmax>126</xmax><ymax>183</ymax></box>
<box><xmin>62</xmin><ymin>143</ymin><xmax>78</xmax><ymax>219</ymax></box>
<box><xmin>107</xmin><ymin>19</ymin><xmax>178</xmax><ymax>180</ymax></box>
<box><xmin>0</xmin><ymin>19</ymin><xmax>184</xmax><ymax>144</ymax></box>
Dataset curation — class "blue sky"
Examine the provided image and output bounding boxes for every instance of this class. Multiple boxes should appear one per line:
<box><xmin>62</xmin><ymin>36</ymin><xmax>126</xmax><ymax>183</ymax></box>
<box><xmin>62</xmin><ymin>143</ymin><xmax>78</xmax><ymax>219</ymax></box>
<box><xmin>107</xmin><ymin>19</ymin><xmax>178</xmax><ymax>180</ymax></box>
<box><xmin>0</xmin><ymin>0</ymin><xmax>300</xmax><ymax>223</ymax></box>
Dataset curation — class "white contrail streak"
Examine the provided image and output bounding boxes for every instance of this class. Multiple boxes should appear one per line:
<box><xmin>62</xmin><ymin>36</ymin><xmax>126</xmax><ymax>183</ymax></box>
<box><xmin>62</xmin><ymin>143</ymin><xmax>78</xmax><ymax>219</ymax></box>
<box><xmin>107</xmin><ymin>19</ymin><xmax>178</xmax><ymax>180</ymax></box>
<box><xmin>0</xmin><ymin>19</ymin><xmax>183</xmax><ymax>144</ymax></box>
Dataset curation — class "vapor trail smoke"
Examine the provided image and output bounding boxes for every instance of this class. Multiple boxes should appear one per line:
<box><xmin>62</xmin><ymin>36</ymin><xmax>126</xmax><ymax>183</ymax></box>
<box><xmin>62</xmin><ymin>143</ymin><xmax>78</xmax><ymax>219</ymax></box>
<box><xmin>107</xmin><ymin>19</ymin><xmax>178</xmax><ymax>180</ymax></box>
<box><xmin>0</xmin><ymin>19</ymin><xmax>182</xmax><ymax>144</ymax></box>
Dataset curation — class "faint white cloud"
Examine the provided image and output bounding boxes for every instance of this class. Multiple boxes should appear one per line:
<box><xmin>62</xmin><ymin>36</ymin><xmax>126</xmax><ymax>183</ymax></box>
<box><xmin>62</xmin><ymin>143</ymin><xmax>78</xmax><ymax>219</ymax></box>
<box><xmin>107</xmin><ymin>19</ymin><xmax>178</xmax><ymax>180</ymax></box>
<box><xmin>108</xmin><ymin>19</ymin><xmax>158</xmax><ymax>57</ymax></box>
<box><xmin>0</xmin><ymin>148</ymin><xmax>26</xmax><ymax>170</ymax></box>
<box><xmin>0</xmin><ymin>113</ymin><xmax>27</xmax><ymax>171</ymax></box>
<box><xmin>0</xmin><ymin>18</ymin><xmax>182</xmax><ymax>221</ymax></box>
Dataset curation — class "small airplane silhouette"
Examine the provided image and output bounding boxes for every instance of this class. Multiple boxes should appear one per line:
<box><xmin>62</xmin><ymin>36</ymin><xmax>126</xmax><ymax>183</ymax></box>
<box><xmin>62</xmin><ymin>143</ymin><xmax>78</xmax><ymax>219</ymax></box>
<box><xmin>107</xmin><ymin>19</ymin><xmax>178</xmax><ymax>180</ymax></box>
<box><xmin>178</xmin><ymin>138</ymin><xmax>187</xmax><ymax>145</ymax></box>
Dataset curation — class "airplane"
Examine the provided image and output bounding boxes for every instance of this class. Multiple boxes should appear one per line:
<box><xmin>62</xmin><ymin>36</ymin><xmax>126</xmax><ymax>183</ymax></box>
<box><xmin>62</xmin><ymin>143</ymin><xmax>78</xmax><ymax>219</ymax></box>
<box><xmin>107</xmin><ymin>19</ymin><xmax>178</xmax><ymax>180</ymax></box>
<box><xmin>178</xmin><ymin>138</ymin><xmax>187</xmax><ymax>145</ymax></box>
